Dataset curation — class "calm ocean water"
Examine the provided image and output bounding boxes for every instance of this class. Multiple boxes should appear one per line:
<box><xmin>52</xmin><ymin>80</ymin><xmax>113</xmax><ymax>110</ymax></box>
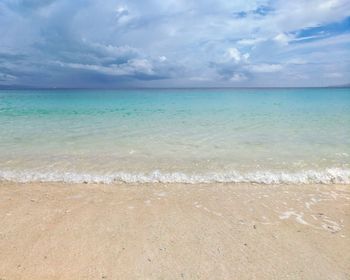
<box><xmin>0</xmin><ymin>88</ymin><xmax>349</xmax><ymax>184</ymax></box>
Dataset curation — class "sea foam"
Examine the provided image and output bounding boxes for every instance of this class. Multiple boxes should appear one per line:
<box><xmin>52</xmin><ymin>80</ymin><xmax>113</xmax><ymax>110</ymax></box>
<box><xmin>0</xmin><ymin>168</ymin><xmax>349</xmax><ymax>184</ymax></box>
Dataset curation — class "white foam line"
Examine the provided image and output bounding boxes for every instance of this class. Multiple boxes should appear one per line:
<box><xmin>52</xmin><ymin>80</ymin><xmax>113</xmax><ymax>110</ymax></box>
<box><xmin>0</xmin><ymin>168</ymin><xmax>350</xmax><ymax>184</ymax></box>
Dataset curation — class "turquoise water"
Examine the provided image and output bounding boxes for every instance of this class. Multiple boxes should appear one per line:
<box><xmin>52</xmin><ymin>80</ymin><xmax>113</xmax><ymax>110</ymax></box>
<box><xmin>0</xmin><ymin>88</ymin><xmax>349</xmax><ymax>184</ymax></box>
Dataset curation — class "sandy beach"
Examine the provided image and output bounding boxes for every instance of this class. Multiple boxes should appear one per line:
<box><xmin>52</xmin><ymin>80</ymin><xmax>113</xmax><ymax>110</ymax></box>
<box><xmin>0</xmin><ymin>182</ymin><xmax>349</xmax><ymax>279</ymax></box>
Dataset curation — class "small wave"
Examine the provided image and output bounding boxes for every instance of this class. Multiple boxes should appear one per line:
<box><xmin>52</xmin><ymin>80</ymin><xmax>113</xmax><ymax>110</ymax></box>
<box><xmin>0</xmin><ymin>168</ymin><xmax>350</xmax><ymax>184</ymax></box>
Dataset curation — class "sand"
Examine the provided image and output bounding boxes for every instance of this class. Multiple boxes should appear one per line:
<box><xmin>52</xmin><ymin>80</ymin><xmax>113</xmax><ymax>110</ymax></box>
<box><xmin>0</xmin><ymin>182</ymin><xmax>349</xmax><ymax>280</ymax></box>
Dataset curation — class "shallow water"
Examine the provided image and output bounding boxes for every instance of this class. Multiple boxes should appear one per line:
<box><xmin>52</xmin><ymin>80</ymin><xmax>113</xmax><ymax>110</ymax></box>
<box><xmin>0</xmin><ymin>88</ymin><xmax>349</xmax><ymax>184</ymax></box>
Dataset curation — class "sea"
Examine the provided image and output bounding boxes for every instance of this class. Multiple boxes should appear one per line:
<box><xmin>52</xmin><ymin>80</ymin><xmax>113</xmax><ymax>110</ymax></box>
<box><xmin>0</xmin><ymin>88</ymin><xmax>349</xmax><ymax>184</ymax></box>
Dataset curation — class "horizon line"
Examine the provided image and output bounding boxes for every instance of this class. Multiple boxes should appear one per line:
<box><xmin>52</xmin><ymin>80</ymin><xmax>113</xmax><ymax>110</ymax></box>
<box><xmin>1</xmin><ymin>85</ymin><xmax>350</xmax><ymax>90</ymax></box>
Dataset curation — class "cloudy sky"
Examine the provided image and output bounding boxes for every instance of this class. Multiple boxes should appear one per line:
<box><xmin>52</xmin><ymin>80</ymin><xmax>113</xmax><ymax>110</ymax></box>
<box><xmin>0</xmin><ymin>0</ymin><xmax>349</xmax><ymax>88</ymax></box>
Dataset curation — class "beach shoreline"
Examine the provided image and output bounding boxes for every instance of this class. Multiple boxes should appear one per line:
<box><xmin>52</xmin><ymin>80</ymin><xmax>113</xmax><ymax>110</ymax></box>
<box><xmin>0</xmin><ymin>182</ymin><xmax>349</xmax><ymax>279</ymax></box>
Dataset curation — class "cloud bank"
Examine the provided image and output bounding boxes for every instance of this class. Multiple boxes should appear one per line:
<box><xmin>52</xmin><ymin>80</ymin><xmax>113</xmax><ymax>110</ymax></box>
<box><xmin>0</xmin><ymin>0</ymin><xmax>349</xmax><ymax>87</ymax></box>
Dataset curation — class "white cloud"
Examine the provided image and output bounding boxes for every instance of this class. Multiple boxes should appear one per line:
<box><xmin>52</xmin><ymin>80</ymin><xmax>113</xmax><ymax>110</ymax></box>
<box><xmin>55</xmin><ymin>58</ymin><xmax>154</xmax><ymax>76</ymax></box>
<box><xmin>86</xmin><ymin>41</ymin><xmax>140</xmax><ymax>58</ymax></box>
<box><xmin>266</xmin><ymin>0</ymin><xmax>350</xmax><ymax>34</ymax></box>
<box><xmin>237</xmin><ymin>38</ymin><xmax>266</xmax><ymax>46</ymax></box>
<box><xmin>114</xmin><ymin>5</ymin><xmax>131</xmax><ymax>24</ymax></box>
<box><xmin>128</xmin><ymin>58</ymin><xmax>154</xmax><ymax>74</ymax></box>
<box><xmin>324</xmin><ymin>72</ymin><xmax>343</xmax><ymax>78</ymax></box>
<box><xmin>0</xmin><ymin>72</ymin><xmax>17</xmax><ymax>83</ymax></box>
<box><xmin>247</xmin><ymin>63</ymin><xmax>283</xmax><ymax>73</ymax></box>
<box><xmin>287</xmin><ymin>33</ymin><xmax>350</xmax><ymax>51</ymax></box>
<box><xmin>319</xmin><ymin>0</ymin><xmax>342</xmax><ymax>10</ymax></box>
<box><xmin>159</xmin><ymin>55</ymin><xmax>167</xmax><ymax>62</ymax></box>
<box><xmin>273</xmin><ymin>33</ymin><xmax>293</xmax><ymax>45</ymax></box>
<box><xmin>226</xmin><ymin>48</ymin><xmax>250</xmax><ymax>63</ymax></box>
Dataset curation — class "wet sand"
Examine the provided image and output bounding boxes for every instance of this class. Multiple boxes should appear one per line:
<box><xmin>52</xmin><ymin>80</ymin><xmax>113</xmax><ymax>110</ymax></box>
<box><xmin>0</xmin><ymin>182</ymin><xmax>349</xmax><ymax>279</ymax></box>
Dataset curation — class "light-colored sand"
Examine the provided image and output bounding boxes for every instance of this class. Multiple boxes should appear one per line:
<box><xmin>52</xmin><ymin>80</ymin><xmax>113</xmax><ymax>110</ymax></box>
<box><xmin>0</xmin><ymin>182</ymin><xmax>349</xmax><ymax>280</ymax></box>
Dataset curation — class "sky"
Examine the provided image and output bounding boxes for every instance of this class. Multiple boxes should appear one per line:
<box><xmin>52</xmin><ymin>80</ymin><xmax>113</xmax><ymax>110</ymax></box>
<box><xmin>0</xmin><ymin>0</ymin><xmax>350</xmax><ymax>88</ymax></box>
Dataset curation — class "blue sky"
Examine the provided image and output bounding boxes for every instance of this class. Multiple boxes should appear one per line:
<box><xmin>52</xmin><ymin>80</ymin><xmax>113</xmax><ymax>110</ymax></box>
<box><xmin>0</xmin><ymin>0</ymin><xmax>349</xmax><ymax>88</ymax></box>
